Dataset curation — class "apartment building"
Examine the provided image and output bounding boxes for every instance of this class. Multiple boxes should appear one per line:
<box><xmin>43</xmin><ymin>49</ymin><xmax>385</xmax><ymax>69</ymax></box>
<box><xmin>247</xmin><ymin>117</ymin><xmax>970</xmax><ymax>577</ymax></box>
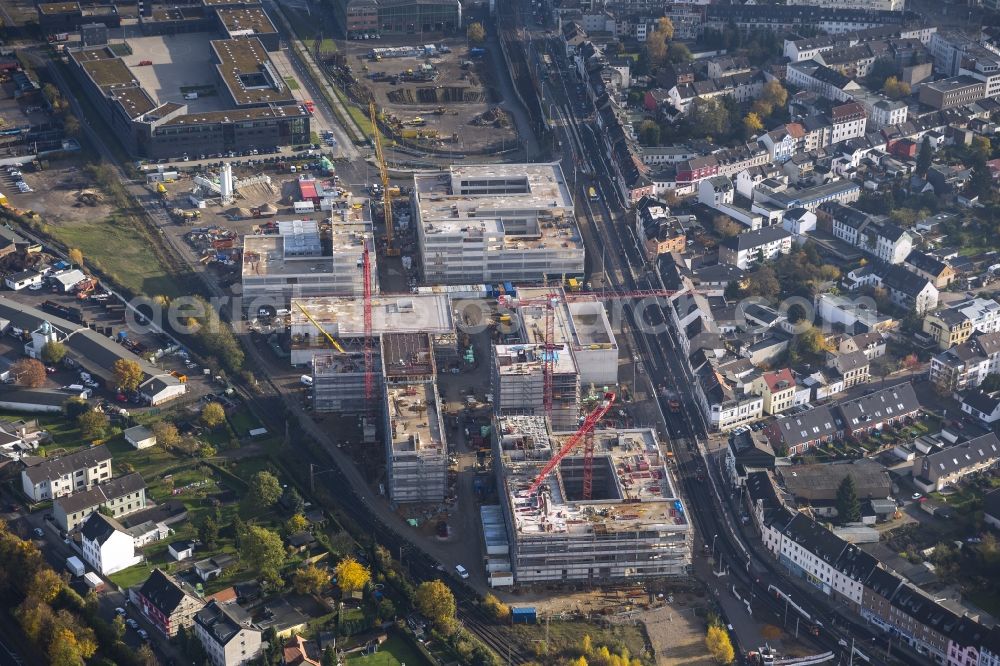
<box><xmin>752</xmin><ymin>369</ymin><xmax>798</xmax><ymax>415</ymax></box>
<box><xmin>718</xmin><ymin>227</ymin><xmax>793</xmax><ymax>270</ymax></box>
<box><xmin>53</xmin><ymin>472</ymin><xmax>147</xmax><ymax>531</ymax></box>
<box><xmin>929</xmin><ymin>331</ymin><xmax>1000</xmax><ymax>394</ymax></box>
<box><xmin>414</xmin><ymin>163</ymin><xmax>585</xmax><ymax>284</ymax></box>
<box><xmin>904</xmin><ymin>250</ymin><xmax>955</xmax><ymax>289</ymax></box>
<box><xmin>80</xmin><ymin>512</ymin><xmax>141</xmax><ymax>576</ymax></box>
<box><xmin>195</xmin><ymin>600</ymin><xmax>263</xmax><ymax>666</ymax></box>
<box><xmin>132</xmin><ymin>569</ymin><xmax>205</xmax><ymax>638</ymax></box>
<box><xmin>21</xmin><ymin>445</ymin><xmax>113</xmax><ymax>502</ymax></box>
<box><xmin>918</xmin><ymin>76</ymin><xmax>986</xmax><ymax>110</ymax></box>
<box><xmin>825</xmin><ymin>202</ymin><xmax>913</xmax><ymax>264</ymax></box>
<box><xmin>777</xmin><ymin>513</ymin><xmax>848</xmax><ymax>595</ymax></box>
<box><xmin>922</xmin><ymin>298</ymin><xmax>1000</xmax><ymax>350</ymax></box>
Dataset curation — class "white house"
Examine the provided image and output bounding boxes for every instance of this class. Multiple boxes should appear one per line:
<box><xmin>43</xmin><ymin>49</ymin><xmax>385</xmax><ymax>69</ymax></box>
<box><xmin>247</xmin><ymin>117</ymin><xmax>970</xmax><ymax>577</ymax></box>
<box><xmin>21</xmin><ymin>445</ymin><xmax>113</xmax><ymax>502</ymax></box>
<box><xmin>960</xmin><ymin>390</ymin><xmax>1000</xmax><ymax>425</ymax></box>
<box><xmin>194</xmin><ymin>600</ymin><xmax>263</xmax><ymax>666</ymax></box>
<box><xmin>718</xmin><ymin>227</ymin><xmax>793</xmax><ymax>270</ymax></box>
<box><xmin>782</xmin><ymin>208</ymin><xmax>817</xmax><ymax>242</ymax></box>
<box><xmin>80</xmin><ymin>512</ymin><xmax>141</xmax><ymax>576</ymax></box>
<box><xmin>777</xmin><ymin>513</ymin><xmax>848</xmax><ymax>596</ymax></box>
<box><xmin>124</xmin><ymin>425</ymin><xmax>157</xmax><ymax>450</ymax></box>
<box><xmin>4</xmin><ymin>270</ymin><xmax>42</xmax><ymax>291</ymax></box>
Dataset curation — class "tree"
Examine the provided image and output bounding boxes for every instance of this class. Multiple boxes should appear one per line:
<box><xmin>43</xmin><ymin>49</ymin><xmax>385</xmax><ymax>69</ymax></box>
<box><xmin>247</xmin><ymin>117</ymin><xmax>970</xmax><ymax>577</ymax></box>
<box><xmin>569</xmin><ymin>658</ymin><xmax>589</xmax><ymax>666</ymax></box>
<box><xmin>415</xmin><ymin>580</ymin><xmax>456</xmax><ymax>633</ymax></box>
<box><xmin>13</xmin><ymin>358</ymin><xmax>46</xmax><ymax>388</ymax></box>
<box><xmin>969</xmin><ymin>153</ymin><xmax>994</xmax><ymax>203</ymax></box>
<box><xmin>200</xmin><ymin>402</ymin><xmax>226</xmax><ymax>429</ymax></box>
<box><xmin>334</xmin><ymin>556</ymin><xmax>371</xmax><ymax>594</ymax></box>
<box><xmin>668</xmin><ymin>42</ymin><xmax>692</xmax><ymax>64</ymax></box>
<box><xmin>322</xmin><ymin>646</ymin><xmax>338</xmax><ymax>666</ymax></box>
<box><xmin>706</xmin><ymin>625</ymin><xmax>735</xmax><ymax>664</ymax></box>
<box><xmin>199</xmin><ymin>515</ymin><xmax>219</xmax><ymax>548</ymax></box>
<box><xmin>713</xmin><ymin>215</ymin><xmax>741</xmax><ymax>238</ymax></box>
<box><xmin>836</xmin><ymin>474</ymin><xmax>861</xmax><ymax>523</ymax></box>
<box><xmin>136</xmin><ymin>644</ymin><xmax>159</xmax><ymax>666</ymax></box>
<box><xmin>902</xmin><ymin>353</ymin><xmax>922</xmax><ymax>371</ymax></box>
<box><xmin>151</xmin><ymin>421</ymin><xmax>180</xmax><ymax>449</ymax></box>
<box><xmin>882</xmin><ymin>76</ymin><xmax>911</xmax><ymax>100</ymax></box>
<box><xmin>63</xmin><ymin>397</ymin><xmax>89</xmax><ymax>420</ymax></box>
<box><xmin>77</xmin><ymin>410</ymin><xmax>109</xmax><ymax>440</ymax></box>
<box><xmin>761</xmin><ymin>80</ymin><xmax>788</xmax><ymax>110</ymax></box>
<box><xmin>483</xmin><ymin>593</ymin><xmax>510</xmax><ymax>621</ymax></box>
<box><xmin>797</xmin><ymin>326</ymin><xmax>830</xmax><ymax>355</ymax></box>
<box><xmin>32</xmin><ymin>568</ymin><xmax>65</xmax><ymax>604</ymax></box>
<box><xmin>285</xmin><ymin>487</ymin><xmax>306</xmax><ymax>516</ymax></box>
<box><xmin>113</xmin><ymin>359</ymin><xmax>144</xmax><ymax>392</ymax></box>
<box><xmin>745</xmin><ymin>266</ymin><xmax>780</xmax><ymax>299</ymax></box>
<box><xmin>62</xmin><ymin>114</ymin><xmax>80</xmax><ymax>139</ymax></box>
<box><xmin>111</xmin><ymin>614</ymin><xmax>126</xmax><ymax>642</ymax></box>
<box><xmin>286</xmin><ymin>513</ymin><xmax>308</xmax><ymax>534</ymax></box>
<box><xmin>248</xmin><ymin>471</ymin><xmax>282</xmax><ymax>511</ymax></box>
<box><xmin>645</xmin><ymin>17</ymin><xmax>674</xmax><ymax>66</ymax></box>
<box><xmin>582</xmin><ymin>634</ymin><xmax>593</xmax><ymax>655</ymax></box>
<box><xmin>974</xmin><ymin>136</ymin><xmax>992</xmax><ymax>158</ymax></box>
<box><xmin>242</xmin><ymin>526</ymin><xmax>285</xmax><ymax>582</ymax></box>
<box><xmin>638</xmin><ymin>120</ymin><xmax>661</xmax><ymax>146</ymax></box>
<box><xmin>48</xmin><ymin>627</ymin><xmax>85</xmax><ymax>666</ymax></box>
<box><xmin>743</xmin><ymin>112</ymin><xmax>764</xmax><ymax>138</ymax></box>
<box><xmin>294</xmin><ymin>564</ymin><xmax>331</xmax><ymax>595</ymax></box>
<box><xmin>40</xmin><ymin>342</ymin><xmax>67</xmax><ymax>365</ymax></box>
<box><xmin>466</xmin><ymin>22</ymin><xmax>485</xmax><ymax>44</ymax></box>
<box><xmin>68</xmin><ymin>248</ymin><xmax>83</xmax><ymax>267</ymax></box>
<box><xmin>916</xmin><ymin>137</ymin><xmax>933</xmax><ymax>176</ymax></box>
<box><xmin>689</xmin><ymin>98</ymin><xmax>731</xmax><ymax>139</ymax></box>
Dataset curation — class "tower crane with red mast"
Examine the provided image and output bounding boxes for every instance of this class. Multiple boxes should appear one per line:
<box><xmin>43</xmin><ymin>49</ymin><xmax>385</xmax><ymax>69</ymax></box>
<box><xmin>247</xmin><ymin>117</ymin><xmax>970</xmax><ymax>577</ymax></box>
<box><xmin>524</xmin><ymin>392</ymin><xmax>616</xmax><ymax>497</ymax></box>
<box><xmin>362</xmin><ymin>244</ymin><xmax>375</xmax><ymax>404</ymax></box>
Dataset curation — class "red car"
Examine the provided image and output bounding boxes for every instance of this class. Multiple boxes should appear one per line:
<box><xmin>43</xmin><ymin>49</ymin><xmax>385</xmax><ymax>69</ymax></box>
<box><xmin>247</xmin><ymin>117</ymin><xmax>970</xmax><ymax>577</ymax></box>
<box><xmin>668</xmin><ymin>400</ymin><xmax>681</xmax><ymax>413</ymax></box>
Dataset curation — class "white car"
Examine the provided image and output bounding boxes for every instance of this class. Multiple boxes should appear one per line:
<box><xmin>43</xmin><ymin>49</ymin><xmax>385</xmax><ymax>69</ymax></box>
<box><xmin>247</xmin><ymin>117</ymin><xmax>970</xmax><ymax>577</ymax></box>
<box><xmin>454</xmin><ymin>564</ymin><xmax>469</xmax><ymax>579</ymax></box>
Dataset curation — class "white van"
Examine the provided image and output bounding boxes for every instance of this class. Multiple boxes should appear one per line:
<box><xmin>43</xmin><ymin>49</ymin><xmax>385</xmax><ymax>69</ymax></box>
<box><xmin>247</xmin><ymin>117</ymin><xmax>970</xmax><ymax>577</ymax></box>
<box><xmin>454</xmin><ymin>564</ymin><xmax>469</xmax><ymax>579</ymax></box>
<box><xmin>300</xmin><ymin>375</ymin><xmax>313</xmax><ymax>386</ymax></box>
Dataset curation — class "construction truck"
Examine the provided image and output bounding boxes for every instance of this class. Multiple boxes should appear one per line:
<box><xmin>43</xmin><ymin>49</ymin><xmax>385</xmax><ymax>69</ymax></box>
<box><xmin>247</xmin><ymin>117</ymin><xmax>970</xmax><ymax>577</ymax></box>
<box><xmin>155</xmin><ymin>183</ymin><xmax>167</xmax><ymax>198</ymax></box>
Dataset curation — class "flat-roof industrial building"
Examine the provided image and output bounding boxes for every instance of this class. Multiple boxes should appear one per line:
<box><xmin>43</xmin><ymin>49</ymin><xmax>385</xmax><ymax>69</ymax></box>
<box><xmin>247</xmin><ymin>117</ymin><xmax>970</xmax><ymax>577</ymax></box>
<box><xmin>66</xmin><ymin>20</ymin><xmax>309</xmax><ymax>158</ymax></box>
<box><xmin>413</xmin><ymin>163</ymin><xmax>585</xmax><ymax>285</ymax></box>
<box><xmin>492</xmin><ymin>416</ymin><xmax>692</xmax><ymax>585</ymax></box>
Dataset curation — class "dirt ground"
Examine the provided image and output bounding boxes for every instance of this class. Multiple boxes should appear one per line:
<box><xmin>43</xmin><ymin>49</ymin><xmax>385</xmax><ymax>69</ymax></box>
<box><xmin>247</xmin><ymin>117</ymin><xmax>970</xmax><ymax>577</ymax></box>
<box><xmin>641</xmin><ymin>605</ymin><xmax>714</xmax><ymax>666</ymax></box>
<box><xmin>342</xmin><ymin>36</ymin><xmax>518</xmax><ymax>154</ymax></box>
<box><xmin>8</xmin><ymin>159</ymin><xmax>117</xmax><ymax>225</ymax></box>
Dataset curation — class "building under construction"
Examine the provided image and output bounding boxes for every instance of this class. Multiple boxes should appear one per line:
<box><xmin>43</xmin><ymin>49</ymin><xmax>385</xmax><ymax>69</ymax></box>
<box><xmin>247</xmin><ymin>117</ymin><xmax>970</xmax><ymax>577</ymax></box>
<box><xmin>291</xmin><ymin>293</ymin><xmax>455</xmax><ymax>366</ymax></box>
<box><xmin>413</xmin><ymin>163</ymin><xmax>585</xmax><ymax>284</ymax></box>
<box><xmin>382</xmin><ymin>333</ymin><xmax>447</xmax><ymax>504</ymax></box>
<box><xmin>494</xmin><ymin>416</ymin><xmax>692</xmax><ymax>585</ymax></box>
<box><xmin>491</xmin><ymin>343</ymin><xmax>580</xmax><ymax>431</ymax></box>
<box><xmin>511</xmin><ymin>287</ymin><xmax>620</xmax><ymax>387</ymax></box>
<box><xmin>242</xmin><ymin>219</ymin><xmax>374</xmax><ymax>308</ymax></box>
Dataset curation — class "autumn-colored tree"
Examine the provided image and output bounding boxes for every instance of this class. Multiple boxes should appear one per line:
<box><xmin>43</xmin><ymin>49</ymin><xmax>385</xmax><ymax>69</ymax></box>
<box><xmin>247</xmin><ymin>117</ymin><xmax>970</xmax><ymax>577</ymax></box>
<box><xmin>334</xmin><ymin>556</ymin><xmax>371</xmax><ymax>594</ymax></box>
<box><xmin>466</xmin><ymin>22</ymin><xmax>485</xmax><ymax>44</ymax></box>
<box><xmin>152</xmin><ymin>421</ymin><xmax>180</xmax><ymax>448</ymax></box>
<box><xmin>902</xmin><ymin>353</ymin><xmax>921</xmax><ymax>370</ymax></box>
<box><xmin>569</xmin><ymin>657</ymin><xmax>589</xmax><ymax>666</ymax></box>
<box><xmin>743</xmin><ymin>112</ymin><xmax>764</xmax><ymax>138</ymax></box>
<box><xmin>200</xmin><ymin>402</ymin><xmax>226</xmax><ymax>429</ymax></box>
<box><xmin>68</xmin><ymin>248</ymin><xmax>83</xmax><ymax>267</ymax></box>
<box><xmin>706</xmin><ymin>624</ymin><xmax>735</xmax><ymax>664</ymax></box>
<box><xmin>286</xmin><ymin>513</ymin><xmax>308</xmax><ymax>534</ymax></box>
<box><xmin>582</xmin><ymin>634</ymin><xmax>593</xmax><ymax>655</ymax></box>
<box><xmin>973</xmin><ymin>135</ymin><xmax>992</xmax><ymax>157</ymax></box>
<box><xmin>40</xmin><ymin>342</ymin><xmax>67</xmax><ymax>365</ymax></box>
<box><xmin>882</xmin><ymin>76</ymin><xmax>911</xmax><ymax>100</ymax></box>
<box><xmin>645</xmin><ymin>17</ymin><xmax>674</xmax><ymax>66</ymax></box>
<box><xmin>113</xmin><ymin>358</ymin><xmax>144</xmax><ymax>392</ymax></box>
<box><xmin>483</xmin><ymin>593</ymin><xmax>510</xmax><ymax>621</ymax></box>
<box><xmin>77</xmin><ymin>410</ymin><xmax>109</xmax><ymax>440</ymax></box>
<box><xmin>31</xmin><ymin>568</ymin><xmax>65</xmax><ymax>604</ymax></box>
<box><xmin>112</xmin><ymin>614</ymin><xmax>126</xmax><ymax>641</ymax></box>
<box><xmin>13</xmin><ymin>358</ymin><xmax>46</xmax><ymax>388</ymax></box>
<box><xmin>761</xmin><ymin>80</ymin><xmax>788</xmax><ymax>109</ymax></box>
<box><xmin>293</xmin><ymin>564</ymin><xmax>332</xmax><ymax>595</ymax></box>
<box><xmin>415</xmin><ymin>580</ymin><xmax>456</xmax><ymax>633</ymax></box>
<box><xmin>713</xmin><ymin>215</ymin><xmax>742</xmax><ymax>238</ymax></box>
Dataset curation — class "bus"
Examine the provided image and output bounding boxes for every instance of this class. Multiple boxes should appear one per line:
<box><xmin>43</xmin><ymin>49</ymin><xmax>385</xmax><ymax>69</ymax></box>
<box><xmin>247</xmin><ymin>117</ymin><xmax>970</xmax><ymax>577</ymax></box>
<box><xmin>588</xmin><ymin>186</ymin><xmax>598</xmax><ymax>201</ymax></box>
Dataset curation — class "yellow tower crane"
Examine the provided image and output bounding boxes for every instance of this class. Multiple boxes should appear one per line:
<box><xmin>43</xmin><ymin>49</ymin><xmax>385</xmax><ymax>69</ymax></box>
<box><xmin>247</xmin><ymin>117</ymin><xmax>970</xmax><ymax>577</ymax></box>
<box><xmin>369</xmin><ymin>101</ymin><xmax>400</xmax><ymax>257</ymax></box>
<box><xmin>294</xmin><ymin>301</ymin><xmax>345</xmax><ymax>353</ymax></box>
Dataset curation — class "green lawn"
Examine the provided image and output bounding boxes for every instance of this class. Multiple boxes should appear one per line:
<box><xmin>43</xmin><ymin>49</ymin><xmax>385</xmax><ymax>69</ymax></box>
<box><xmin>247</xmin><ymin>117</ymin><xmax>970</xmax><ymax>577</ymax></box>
<box><xmin>227</xmin><ymin>407</ymin><xmax>262</xmax><ymax>437</ymax></box>
<box><xmin>346</xmin><ymin>634</ymin><xmax>432</xmax><ymax>666</ymax></box>
<box><xmin>48</xmin><ymin>214</ymin><xmax>182</xmax><ymax>298</ymax></box>
<box><xmin>0</xmin><ymin>411</ymin><xmax>88</xmax><ymax>456</ymax></box>
<box><xmin>284</xmin><ymin>76</ymin><xmax>301</xmax><ymax>90</ymax></box>
<box><xmin>109</xmin><ymin>561</ymin><xmax>155</xmax><ymax>590</ymax></box>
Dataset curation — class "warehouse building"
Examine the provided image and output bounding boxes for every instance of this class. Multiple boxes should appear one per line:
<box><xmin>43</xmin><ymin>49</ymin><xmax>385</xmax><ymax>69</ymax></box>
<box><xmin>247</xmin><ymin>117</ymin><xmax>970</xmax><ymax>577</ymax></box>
<box><xmin>511</xmin><ymin>287</ymin><xmax>620</xmax><ymax>387</ymax></box>
<box><xmin>494</xmin><ymin>416</ymin><xmax>692</xmax><ymax>585</ymax></box>
<box><xmin>242</xmin><ymin>219</ymin><xmax>375</xmax><ymax>309</ymax></box>
<box><xmin>413</xmin><ymin>163</ymin><xmax>585</xmax><ymax>285</ymax></box>
<box><xmin>292</xmin><ymin>293</ymin><xmax>454</xmax><ymax>366</ymax></box>
<box><xmin>492</xmin><ymin>344</ymin><xmax>581</xmax><ymax>431</ymax></box>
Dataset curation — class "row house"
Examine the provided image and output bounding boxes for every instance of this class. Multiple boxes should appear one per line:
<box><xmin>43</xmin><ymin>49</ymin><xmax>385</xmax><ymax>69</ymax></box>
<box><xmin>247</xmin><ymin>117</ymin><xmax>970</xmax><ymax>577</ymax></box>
<box><xmin>825</xmin><ymin>349</ymin><xmax>871</xmax><ymax>388</ymax></box>
<box><xmin>714</xmin><ymin>143</ymin><xmax>771</xmax><ymax>178</ymax></box>
<box><xmin>869</xmin><ymin>264</ymin><xmax>940</xmax><ymax>314</ymax></box>
<box><xmin>929</xmin><ymin>331</ymin><xmax>1000</xmax><ymax>394</ymax></box>
<box><xmin>53</xmin><ymin>472</ymin><xmax>147</xmax><ymax>532</ymax></box>
<box><xmin>132</xmin><ymin>569</ymin><xmax>206</xmax><ymax>638</ymax></box>
<box><xmin>838</xmin><ymin>330</ymin><xmax>888</xmax><ymax>359</ymax></box>
<box><xmin>778</xmin><ymin>513</ymin><xmax>849</xmax><ymax>595</ymax></box>
<box><xmin>759</xmin><ymin>124</ymin><xmax>802</xmax><ymax>162</ymax></box>
<box><xmin>765</xmin><ymin>404</ymin><xmax>844</xmax><ymax>456</ymax></box>
<box><xmin>904</xmin><ymin>250</ymin><xmax>956</xmax><ymax>289</ymax></box>
<box><xmin>751</xmin><ymin>368</ymin><xmax>798</xmax><ymax>415</ymax></box>
<box><xmin>913</xmin><ymin>432</ymin><xmax>1000</xmax><ymax>493</ymax></box>
<box><xmin>783</xmin><ymin>25</ymin><xmax>936</xmax><ymax>63</ymax></box>
<box><xmin>786</xmin><ymin>60</ymin><xmax>863</xmax><ymax>102</ymax></box>
<box><xmin>634</xmin><ymin>197</ymin><xmax>691</xmax><ymax>261</ymax></box>
<box><xmin>690</xmin><ymin>350</ymin><xmax>764</xmax><ymax>432</ymax></box>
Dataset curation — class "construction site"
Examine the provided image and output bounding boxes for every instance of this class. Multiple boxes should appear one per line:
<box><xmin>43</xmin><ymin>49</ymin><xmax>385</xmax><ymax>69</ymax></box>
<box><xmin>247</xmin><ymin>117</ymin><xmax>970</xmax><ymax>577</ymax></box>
<box><xmin>489</xmin><ymin>414</ymin><xmax>693</xmax><ymax>586</ymax></box>
<box><xmin>492</xmin><ymin>343</ymin><xmax>580</xmax><ymax>431</ymax></box>
<box><xmin>412</xmin><ymin>163</ymin><xmax>585</xmax><ymax>285</ymax></box>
